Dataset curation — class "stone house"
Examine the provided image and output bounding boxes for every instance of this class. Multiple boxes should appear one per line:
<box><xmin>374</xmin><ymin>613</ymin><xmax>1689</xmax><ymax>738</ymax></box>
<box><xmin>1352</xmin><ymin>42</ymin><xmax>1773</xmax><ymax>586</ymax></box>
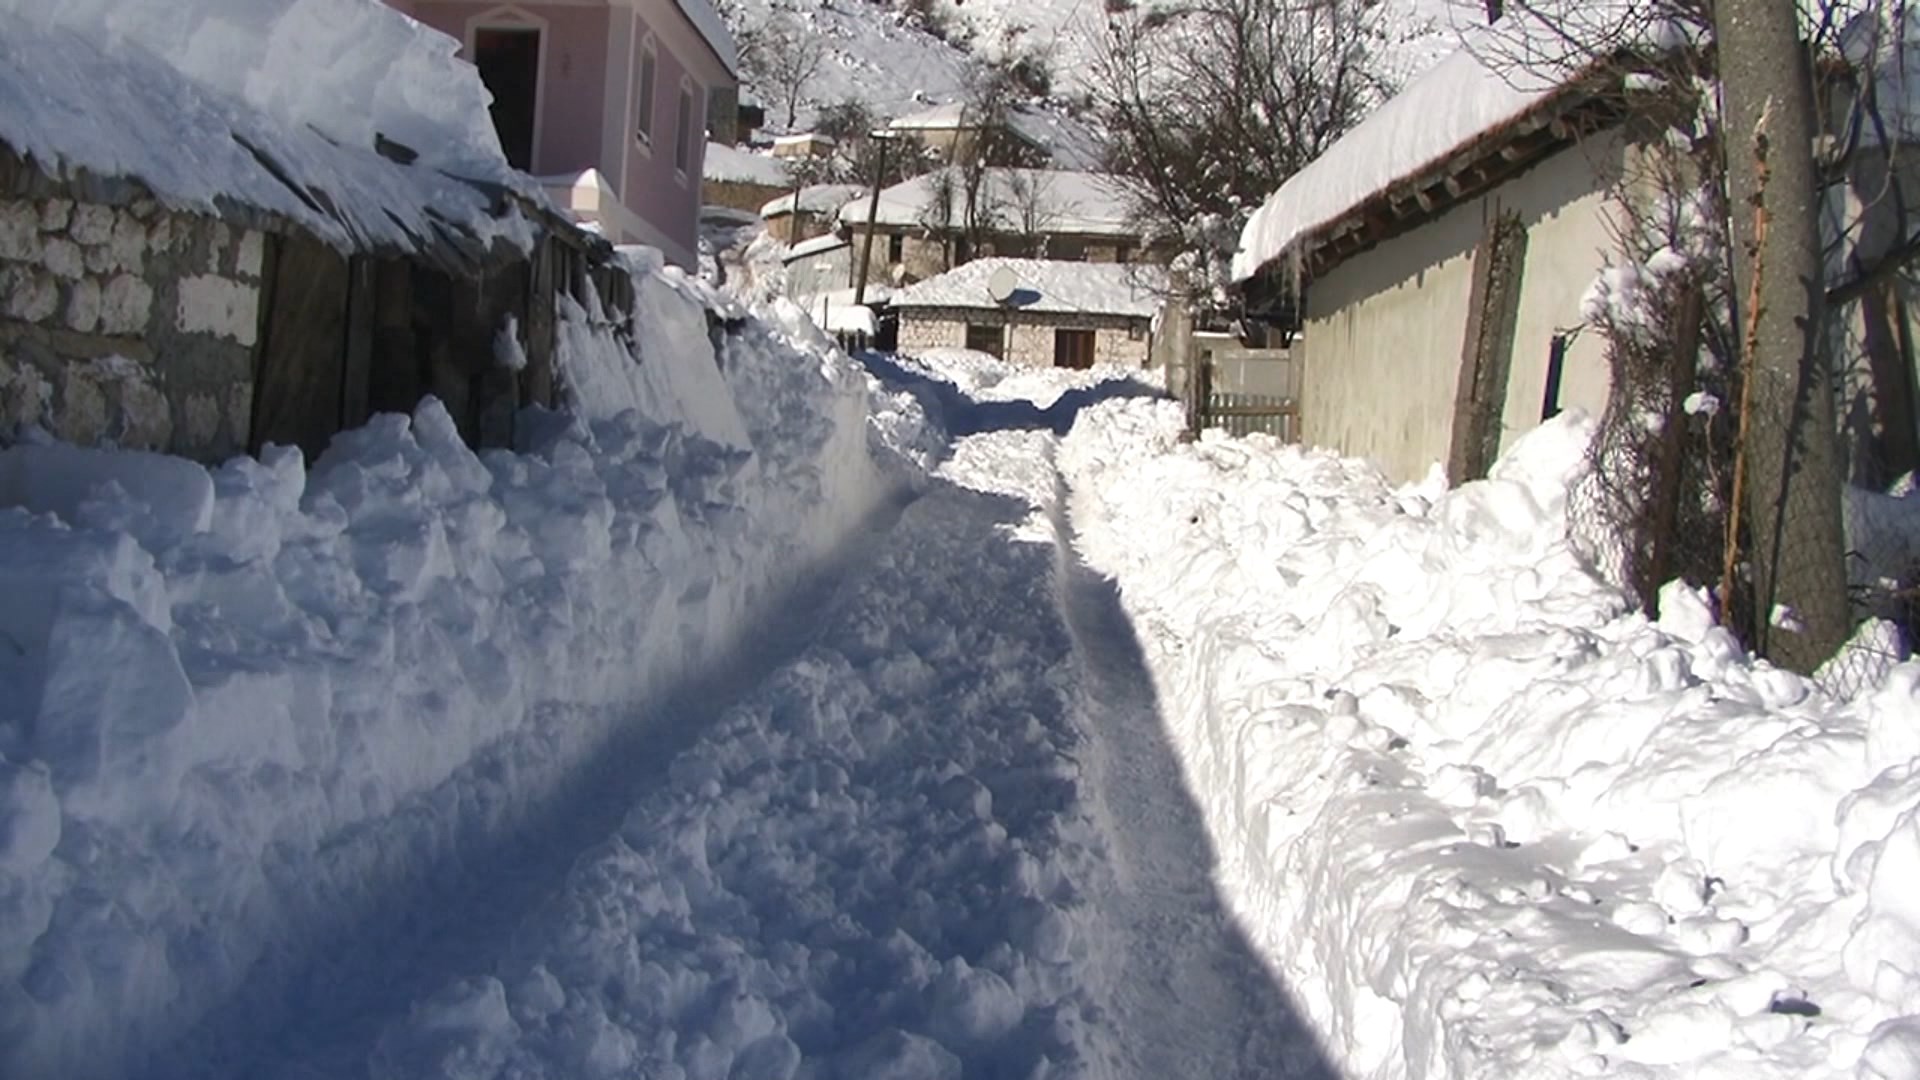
<box><xmin>762</xmin><ymin>184</ymin><xmax>867</xmax><ymax>245</ymax></box>
<box><xmin>838</xmin><ymin>169</ymin><xmax>1162</xmax><ymax>288</ymax></box>
<box><xmin>884</xmin><ymin>103</ymin><xmax>1051</xmax><ymax>169</ymax></box>
<box><xmin>702</xmin><ymin>141</ymin><xmax>791</xmax><ymax>216</ymax></box>
<box><xmin>892</xmin><ymin>258</ymin><xmax>1165</xmax><ymax>369</ymax></box>
<box><xmin>0</xmin><ymin>3</ymin><xmax>627</xmax><ymax>465</ymax></box>
<box><xmin>383</xmin><ymin>0</ymin><xmax>739</xmax><ymax>269</ymax></box>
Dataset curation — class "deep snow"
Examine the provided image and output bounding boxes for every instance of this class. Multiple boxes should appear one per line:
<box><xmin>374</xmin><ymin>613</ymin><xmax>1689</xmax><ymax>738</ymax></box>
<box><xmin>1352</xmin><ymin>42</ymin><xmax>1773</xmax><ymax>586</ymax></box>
<box><xmin>6</xmin><ymin>268</ymin><xmax>1920</xmax><ymax>1080</ymax></box>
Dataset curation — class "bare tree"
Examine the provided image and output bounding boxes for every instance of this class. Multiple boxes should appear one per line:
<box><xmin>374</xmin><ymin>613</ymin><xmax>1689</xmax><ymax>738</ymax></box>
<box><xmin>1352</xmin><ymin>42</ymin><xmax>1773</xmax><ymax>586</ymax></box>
<box><xmin>741</xmin><ymin>14</ymin><xmax>827</xmax><ymax>131</ymax></box>
<box><xmin>1088</xmin><ymin>0</ymin><xmax>1401</xmax><ymax>298</ymax></box>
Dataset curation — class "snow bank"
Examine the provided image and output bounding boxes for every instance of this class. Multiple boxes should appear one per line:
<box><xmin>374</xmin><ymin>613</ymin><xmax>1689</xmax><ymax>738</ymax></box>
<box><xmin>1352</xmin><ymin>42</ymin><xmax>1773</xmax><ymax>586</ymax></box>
<box><xmin>0</xmin><ymin>261</ymin><xmax>897</xmax><ymax>1079</ymax></box>
<box><xmin>0</xmin><ymin>0</ymin><xmax>535</xmax><ymax>256</ymax></box>
<box><xmin>1063</xmin><ymin>403</ymin><xmax>1920</xmax><ymax>1079</ymax></box>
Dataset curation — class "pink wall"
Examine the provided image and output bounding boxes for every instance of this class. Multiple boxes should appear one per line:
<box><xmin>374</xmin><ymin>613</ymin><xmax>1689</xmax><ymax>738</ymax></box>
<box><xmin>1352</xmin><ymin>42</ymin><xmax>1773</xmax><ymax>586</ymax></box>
<box><xmin>400</xmin><ymin>1</ymin><xmax>610</xmax><ymax>178</ymax></box>
<box><xmin>623</xmin><ymin>6</ymin><xmax>705</xmax><ymax>260</ymax></box>
<box><xmin>384</xmin><ymin>0</ymin><xmax>732</xmax><ymax>264</ymax></box>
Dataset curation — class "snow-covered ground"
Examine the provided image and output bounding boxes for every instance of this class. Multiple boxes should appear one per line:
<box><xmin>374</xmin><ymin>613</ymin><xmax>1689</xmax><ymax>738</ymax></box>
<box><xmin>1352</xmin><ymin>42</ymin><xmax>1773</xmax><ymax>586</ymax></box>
<box><xmin>7</xmin><ymin>267</ymin><xmax>1920</xmax><ymax>1080</ymax></box>
<box><xmin>0</xmin><ymin>259</ymin><xmax>912</xmax><ymax>1080</ymax></box>
<box><xmin>1064</xmin><ymin>401</ymin><xmax>1920</xmax><ymax>1080</ymax></box>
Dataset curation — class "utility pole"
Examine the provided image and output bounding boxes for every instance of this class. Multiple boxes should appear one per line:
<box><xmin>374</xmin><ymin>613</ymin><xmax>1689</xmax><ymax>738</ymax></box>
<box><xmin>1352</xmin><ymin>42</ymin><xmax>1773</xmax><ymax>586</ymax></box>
<box><xmin>853</xmin><ymin>130</ymin><xmax>893</xmax><ymax>307</ymax></box>
<box><xmin>1714</xmin><ymin>0</ymin><xmax>1850</xmax><ymax>672</ymax></box>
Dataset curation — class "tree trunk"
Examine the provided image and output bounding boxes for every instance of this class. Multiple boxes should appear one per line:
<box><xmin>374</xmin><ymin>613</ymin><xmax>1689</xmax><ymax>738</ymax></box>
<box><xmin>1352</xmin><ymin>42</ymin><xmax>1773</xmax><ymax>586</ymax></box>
<box><xmin>1715</xmin><ymin>0</ymin><xmax>1851</xmax><ymax>672</ymax></box>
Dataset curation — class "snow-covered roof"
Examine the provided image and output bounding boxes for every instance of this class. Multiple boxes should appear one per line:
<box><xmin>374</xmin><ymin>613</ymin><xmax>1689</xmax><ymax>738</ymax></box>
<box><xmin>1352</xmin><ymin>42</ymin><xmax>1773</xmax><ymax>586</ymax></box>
<box><xmin>782</xmin><ymin>233</ymin><xmax>850</xmax><ymax>263</ymax></box>
<box><xmin>704</xmin><ymin>141</ymin><xmax>789</xmax><ymax>186</ymax></box>
<box><xmin>763</xmin><ymin>183</ymin><xmax>867</xmax><ymax>218</ymax></box>
<box><xmin>891</xmin><ymin>257</ymin><xmax>1166</xmax><ymax>318</ymax></box>
<box><xmin>1232</xmin><ymin>9</ymin><xmax>1644</xmax><ymax>281</ymax></box>
<box><xmin>839</xmin><ymin>169</ymin><xmax>1137</xmax><ymax>238</ymax></box>
<box><xmin>672</xmin><ymin>0</ymin><xmax>740</xmax><ymax>76</ymax></box>
<box><xmin>884</xmin><ymin>103</ymin><xmax>1099</xmax><ymax>168</ymax></box>
<box><xmin>0</xmin><ymin>0</ymin><xmax>542</xmax><ymax>264</ymax></box>
<box><xmin>888</xmin><ymin>103</ymin><xmax>970</xmax><ymax>131</ymax></box>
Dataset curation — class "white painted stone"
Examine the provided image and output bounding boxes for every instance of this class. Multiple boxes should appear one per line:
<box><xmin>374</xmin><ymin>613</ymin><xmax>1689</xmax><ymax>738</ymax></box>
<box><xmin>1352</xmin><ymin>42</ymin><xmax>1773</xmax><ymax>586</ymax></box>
<box><xmin>3</xmin><ymin>268</ymin><xmax>59</xmax><ymax>322</ymax></box>
<box><xmin>70</xmin><ymin>204</ymin><xmax>114</xmax><ymax>247</ymax></box>
<box><xmin>66</xmin><ymin>277</ymin><xmax>101</xmax><ymax>333</ymax></box>
<box><xmin>99</xmin><ymin>274</ymin><xmax>154</xmax><ymax>335</ymax></box>
<box><xmin>110</xmin><ymin>213</ymin><xmax>147</xmax><ymax>273</ymax></box>
<box><xmin>39</xmin><ymin>199</ymin><xmax>71</xmax><ymax>232</ymax></box>
<box><xmin>41</xmin><ymin>237</ymin><xmax>84</xmax><ymax>280</ymax></box>
<box><xmin>235</xmin><ymin>230</ymin><xmax>264</xmax><ymax>279</ymax></box>
<box><xmin>0</xmin><ymin>200</ymin><xmax>36</xmax><ymax>261</ymax></box>
<box><xmin>147</xmin><ymin>216</ymin><xmax>175</xmax><ymax>255</ymax></box>
<box><xmin>84</xmin><ymin>244</ymin><xmax>115</xmax><ymax>275</ymax></box>
<box><xmin>184</xmin><ymin>392</ymin><xmax>220</xmax><ymax>448</ymax></box>
<box><xmin>177</xmin><ymin>274</ymin><xmax>259</xmax><ymax>346</ymax></box>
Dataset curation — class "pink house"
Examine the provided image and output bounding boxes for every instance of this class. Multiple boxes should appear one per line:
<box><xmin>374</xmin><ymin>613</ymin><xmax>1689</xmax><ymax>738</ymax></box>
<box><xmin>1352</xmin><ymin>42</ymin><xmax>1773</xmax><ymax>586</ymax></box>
<box><xmin>384</xmin><ymin>0</ymin><xmax>737</xmax><ymax>268</ymax></box>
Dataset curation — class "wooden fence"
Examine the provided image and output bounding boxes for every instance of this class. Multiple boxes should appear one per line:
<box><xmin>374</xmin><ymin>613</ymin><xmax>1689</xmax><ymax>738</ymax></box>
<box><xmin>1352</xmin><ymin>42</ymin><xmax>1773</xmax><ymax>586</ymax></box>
<box><xmin>1187</xmin><ymin>346</ymin><xmax>1298</xmax><ymax>442</ymax></box>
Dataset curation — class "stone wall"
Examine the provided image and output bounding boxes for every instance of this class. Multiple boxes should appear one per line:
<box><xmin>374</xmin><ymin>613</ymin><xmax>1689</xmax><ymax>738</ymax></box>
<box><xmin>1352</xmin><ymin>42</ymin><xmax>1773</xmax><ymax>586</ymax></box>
<box><xmin>897</xmin><ymin>308</ymin><xmax>1152</xmax><ymax>368</ymax></box>
<box><xmin>0</xmin><ymin>189</ymin><xmax>265</xmax><ymax>460</ymax></box>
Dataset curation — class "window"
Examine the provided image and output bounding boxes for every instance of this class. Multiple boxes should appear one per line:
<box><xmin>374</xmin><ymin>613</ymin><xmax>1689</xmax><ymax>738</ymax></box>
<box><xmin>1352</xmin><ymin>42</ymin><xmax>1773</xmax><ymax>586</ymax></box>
<box><xmin>635</xmin><ymin>41</ymin><xmax>657</xmax><ymax>145</ymax></box>
<box><xmin>675</xmin><ymin>84</ymin><xmax>695</xmax><ymax>175</ymax></box>
<box><xmin>1127</xmin><ymin>320</ymin><xmax>1145</xmax><ymax>341</ymax></box>
<box><xmin>965</xmin><ymin>323</ymin><xmax>1004</xmax><ymax>359</ymax></box>
<box><xmin>887</xmin><ymin>233</ymin><xmax>904</xmax><ymax>265</ymax></box>
<box><xmin>1054</xmin><ymin>328</ymin><xmax>1096</xmax><ymax>369</ymax></box>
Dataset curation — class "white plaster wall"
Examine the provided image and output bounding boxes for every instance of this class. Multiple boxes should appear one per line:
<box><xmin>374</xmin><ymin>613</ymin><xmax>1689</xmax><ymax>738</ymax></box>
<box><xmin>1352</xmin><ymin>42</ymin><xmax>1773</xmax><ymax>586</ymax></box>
<box><xmin>1498</xmin><ymin>138</ymin><xmax>1623</xmax><ymax>455</ymax></box>
<box><xmin>1302</xmin><ymin>134</ymin><xmax>1625</xmax><ymax>484</ymax></box>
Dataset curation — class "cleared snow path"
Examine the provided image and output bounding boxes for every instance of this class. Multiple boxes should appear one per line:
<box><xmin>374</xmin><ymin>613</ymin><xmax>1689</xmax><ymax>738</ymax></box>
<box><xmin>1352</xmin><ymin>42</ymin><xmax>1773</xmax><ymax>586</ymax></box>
<box><xmin>271</xmin><ymin>360</ymin><xmax>1342</xmax><ymax>1080</ymax></box>
<box><xmin>1053</xmin><ymin>485</ymin><xmax>1335</xmax><ymax>1080</ymax></box>
<box><xmin>137</xmin><ymin>495</ymin><xmax>916</xmax><ymax>1080</ymax></box>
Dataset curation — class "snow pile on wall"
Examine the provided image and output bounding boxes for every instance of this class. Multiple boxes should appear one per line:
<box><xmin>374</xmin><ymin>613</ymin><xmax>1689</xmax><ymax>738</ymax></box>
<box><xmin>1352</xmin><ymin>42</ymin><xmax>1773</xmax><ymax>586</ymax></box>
<box><xmin>1063</xmin><ymin>402</ymin><xmax>1920</xmax><ymax>1079</ymax></box>
<box><xmin>0</xmin><ymin>0</ymin><xmax>535</xmax><ymax>255</ymax></box>
<box><xmin>0</xmin><ymin>263</ymin><xmax>896</xmax><ymax>1080</ymax></box>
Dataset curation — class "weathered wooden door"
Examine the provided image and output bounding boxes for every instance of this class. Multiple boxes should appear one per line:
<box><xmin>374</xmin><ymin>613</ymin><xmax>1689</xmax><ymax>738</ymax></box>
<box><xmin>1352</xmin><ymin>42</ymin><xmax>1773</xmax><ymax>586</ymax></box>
<box><xmin>251</xmin><ymin>233</ymin><xmax>349</xmax><ymax>461</ymax></box>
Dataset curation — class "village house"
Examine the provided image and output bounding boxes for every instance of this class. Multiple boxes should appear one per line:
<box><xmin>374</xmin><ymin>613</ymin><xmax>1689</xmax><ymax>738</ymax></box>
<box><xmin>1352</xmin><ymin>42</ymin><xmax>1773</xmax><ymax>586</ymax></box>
<box><xmin>838</xmin><ymin>169</ymin><xmax>1158</xmax><ymax>287</ymax></box>
<box><xmin>701</xmin><ymin>140</ymin><xmax>790</xmax><ymax>217</ymax></box>
<box><xmin>0</xmin><ymin>2</ymin><xmax>627</xmax><ymax>464</ymax></box>
<box><xmin>892</xmin><ymin>257</ymin><xmax>1165</xmax><ymax>369</ymax></box>
<box><xmin>884</xmin><ymin>103</ymin><xmax>1051</xmax><ymax>169</ymax></box>
<box><xmin>1230</xmin><ymin>28</ymin><xmax>1646</xmax><ymax>485</ymax></box>
<box><xmin>383</xmin><ymin>0</ymin><xmax>738</xmax><ymax>269</ymax></box>
<box><xmin>1232</xmin><ymin>22</ymin><xmax>1920</xmax><ymax>491</ymax></box>
<box><xmin>762</xmin><ymin>183</ymin><xmax>867</xmax><ymax>245</ymax></box>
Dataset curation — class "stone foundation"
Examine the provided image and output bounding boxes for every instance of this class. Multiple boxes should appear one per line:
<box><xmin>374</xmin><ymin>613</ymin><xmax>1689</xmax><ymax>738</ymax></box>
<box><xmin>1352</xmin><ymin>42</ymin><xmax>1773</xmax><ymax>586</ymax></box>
<box><xmin>1</xmin><ymin>190</ymin><xmax>265</xmax><ymax>460</ymax></box>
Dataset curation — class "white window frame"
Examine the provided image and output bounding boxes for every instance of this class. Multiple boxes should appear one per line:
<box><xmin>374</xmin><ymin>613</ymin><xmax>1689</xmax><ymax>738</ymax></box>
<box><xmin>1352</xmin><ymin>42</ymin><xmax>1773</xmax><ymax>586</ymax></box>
<box><xmin>634</xmin><ymin>34</ymin><xmax>659</xmax><ymax>153</ymax></box>
<box><xmin>674</xmin><ymin>76</ymin><xmax>699</xmax><ymax>182</ymax></box>
<box><xmin>463</xmin><ymin>5</ymin><xmax>550</xmax><ymax>174</ymax></box>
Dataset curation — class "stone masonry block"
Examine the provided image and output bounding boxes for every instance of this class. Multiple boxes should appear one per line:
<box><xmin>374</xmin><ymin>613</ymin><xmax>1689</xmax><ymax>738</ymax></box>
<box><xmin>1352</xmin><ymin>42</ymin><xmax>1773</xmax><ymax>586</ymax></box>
<box><xmin>38</xmin><ymin>199</ymin><xmax>71</xmax><ymax>232</ymax></box>
<box><xmin>0</xmin><ymin>200</ymin><xmax>36</xmax><ymax>261</ymax></box>
<box><xmin>99</xmin><ymin>274</ymin><xmax>154</xmax><ymax>336</ymax></box>
<box><xmin>147</xmin><ymin>216</ymin><xmax>175</xmax><ymax>255</ymax></box>
<box><xmin>109</xmin><ymin>213</ymin><xmax>147</xmax><ymax>273</ymax></box>
<box><xmin>42</xmin><ymin>237</ymin><xmax>83</xmax><ymax>280</ymax></box>
<box><xmin>66</xmin><ymin>277</ymin><xmax>101</xmax><ymax>333</ymax></box>
<box><xmin>3</xmin><ymin>267</ymin><xmax>59</xmax><ymax>322</ymax></box>
<box><xmin>70</xmin><ymin>204</ymin><xmax>114</xmax><ymax>247</ymax></box>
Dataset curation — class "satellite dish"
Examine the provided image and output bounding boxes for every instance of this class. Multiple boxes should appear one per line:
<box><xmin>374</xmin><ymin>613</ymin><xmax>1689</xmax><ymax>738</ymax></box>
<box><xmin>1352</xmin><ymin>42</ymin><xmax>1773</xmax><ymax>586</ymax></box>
<box><xmin>987</xmin><ymin>266</ymin><xmax>1019</xmax><ymax>305</ymax></box>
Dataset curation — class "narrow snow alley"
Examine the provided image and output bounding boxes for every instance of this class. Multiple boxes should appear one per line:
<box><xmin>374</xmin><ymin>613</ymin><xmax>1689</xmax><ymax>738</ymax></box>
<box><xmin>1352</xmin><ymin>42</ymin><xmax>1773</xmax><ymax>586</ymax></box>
<box><xmin>325</xmin><ymin>359</ymin><xmax>1336</xmax><ymax>1080</ymax></box>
